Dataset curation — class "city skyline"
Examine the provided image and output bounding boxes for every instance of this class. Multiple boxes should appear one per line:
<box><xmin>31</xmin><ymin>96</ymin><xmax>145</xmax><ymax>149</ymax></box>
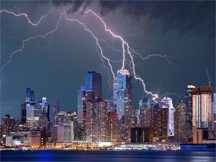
<box><xmin>1</xmin><ymin>1</ymin><xmax>215</xmax><ymax>123</ymax></box>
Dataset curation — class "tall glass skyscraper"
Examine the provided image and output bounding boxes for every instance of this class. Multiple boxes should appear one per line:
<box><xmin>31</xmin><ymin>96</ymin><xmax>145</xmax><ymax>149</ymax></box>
<box><xmin>41</xmin><ymin>97</ymin><xmax>50</xmax><ymax>130</ymax></box>
<box><xmin>86</xmin><ymin>71</ymin><xmax>102</xmax><ymax>101</ymax></box>
<box><xmin>26</xmin><ymin>88</ymin><xmax>34</xmax><ymax>104</ymax></box>
<box><xmin>77</xmin><ymin>87</ymin><xmax>95</xmax><ymax>141</ymax></box>
<box><xmin>114</xmin><ymin>69</ymin><xmax>132</xmax><ymax>142</ymax></box>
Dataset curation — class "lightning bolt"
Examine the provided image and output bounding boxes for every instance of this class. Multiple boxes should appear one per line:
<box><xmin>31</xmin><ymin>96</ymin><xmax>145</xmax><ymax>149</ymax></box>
<box><xmin>1</xmin><ymin>13</ymin><xmax>63</xmax><ymax>83</ymax></box>
<box><xmin>1</xmin><ymin>7</ymin><xmax>175</xmax><ymax>101</ymax></box>
<box><xmin>0</xmin><ymin>8</ymin><xmax>54</xmax><ymax>26</ymax></box>
<box><xmin>158</xmin><ymin>92</ymin><xmax>185</xmax><ymax>100</ymax></box>
<box><xmin>82</xmin><ymin>9</ymin><xmax>159</xmax><ymax>100</ymax></box>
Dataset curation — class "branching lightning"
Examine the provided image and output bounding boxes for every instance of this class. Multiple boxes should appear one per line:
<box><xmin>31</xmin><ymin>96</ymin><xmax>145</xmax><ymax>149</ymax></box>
<box><xmin>1</xmin><ymin>6</ymin><xmax>178</xmax><ymax>101</ymax></box>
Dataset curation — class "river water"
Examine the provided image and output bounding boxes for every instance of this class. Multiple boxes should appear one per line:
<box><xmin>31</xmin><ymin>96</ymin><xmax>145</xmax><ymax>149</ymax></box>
<box><xmin>1</xmin><ymin>150</ymin><xmax>215</xmax><ymax>162</ymax></box>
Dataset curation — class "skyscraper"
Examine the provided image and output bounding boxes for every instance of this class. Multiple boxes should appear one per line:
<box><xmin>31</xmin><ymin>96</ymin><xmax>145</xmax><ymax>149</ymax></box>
<box><xmin>53</xmin><ymin>98</ymin><xmax>60</xmax><ymax>126</ymax></box>
<box><xmin>86</xmin><ymin>71</ymin><xmax>102</xmax><ymax>101</ymax></box>
<box><xmin>174</xmin><ymin>100</ymin><xmax>186</xmax><ymax>142</ymax></box>
<box><xmin>161</xmin><ymin>96</ymin><xmax>175</xmax><ymax>136</ymax></box>
<box><xmin>115</xmin><ymin>69</ymin><xmax>132</xmax><ymax>142</ymax></box>
<box><xmin>151</xmin><ymin>102</ymin><xmax>169</xmax><ymax>142</ymax></box>
<box><xmin>41</xmin><ymin>97</ymin><xmax>50</xmax><ymax>130</ymax></box>
<box><xmin>77</xmin><ymin>86</ymin><xmax>95</xmax><ymax>141</ymax></box>
<box><xmin>26</xmin><ymin>88</ymin><xmax>34</xmax><ymax>104</ymax></box>
<box><xmin>192</xmin><ymin>86</ymin><xmax>212</xmax><ymax>136</ymax></box>
<box><xmin>185</xmin><ymin>85</ymin><xmax>195</xmax><ymax>140</ymax></box>
<box><xmin>20</xmin><ymin>103</ymin><xmax>26</xmax><ymax>125</ymax></box>
<box><xmin>26</xmin><ymin>103</ymin><xmax>40</xmax><ymax>130</ymax></box>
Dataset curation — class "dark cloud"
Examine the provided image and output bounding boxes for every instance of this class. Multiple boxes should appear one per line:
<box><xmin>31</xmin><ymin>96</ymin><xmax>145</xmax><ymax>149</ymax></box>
<box><xmin>51</xmin><ymin>0</ymin><xmax>215</xmax><ymax>39</ymax></box>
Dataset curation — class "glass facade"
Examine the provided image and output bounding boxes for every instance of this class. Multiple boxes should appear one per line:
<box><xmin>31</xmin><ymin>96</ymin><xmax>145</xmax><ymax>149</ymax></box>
<box><xmin>77</xmin><ymin>88</ymin><xmax>95</xmax><ymax>141</ymax></box>
<box><xmin>115</xmin><ymin>69</ymin><xmax>132</xmax><ymax>142</ymax></box>
<box><xmin>86</xmin><ymin>71</ymin><xmax>102</xmax><ymax>101</ymax></box>
<box><xmin>26</xmin><ymin>103</ymin><xmax>40</xmax><ymax>130</ymax></box>
<box><xmin>26</xmin><ymin>88</ymin><xmax>34</xmax><ymax>104</ymax></box>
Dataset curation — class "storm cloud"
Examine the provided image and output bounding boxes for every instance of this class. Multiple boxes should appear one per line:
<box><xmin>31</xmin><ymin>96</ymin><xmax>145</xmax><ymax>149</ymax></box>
<box><xmin>52</xmin><ymin>0</ymin><xmax>215</xmax><ymax>39</ymax></box>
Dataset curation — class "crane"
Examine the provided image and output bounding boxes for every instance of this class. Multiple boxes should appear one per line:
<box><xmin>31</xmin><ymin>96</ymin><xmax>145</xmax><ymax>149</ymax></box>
<box><xmin>205</xmin><ymin>66</ymin><xmax>211</xmax><ymax>87</ymax></box>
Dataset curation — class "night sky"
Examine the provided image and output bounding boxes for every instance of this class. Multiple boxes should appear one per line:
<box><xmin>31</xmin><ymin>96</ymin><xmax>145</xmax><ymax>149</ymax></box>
<box><xmin>1</xmin><ymin>1</ymin><xmax>215</xmax><ymax>123</ymax></box>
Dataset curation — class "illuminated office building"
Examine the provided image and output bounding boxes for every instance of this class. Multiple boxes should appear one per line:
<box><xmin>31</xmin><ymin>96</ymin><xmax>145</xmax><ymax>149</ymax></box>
<box><xmin>26</xmin><ymin>88</ymin><xmax>34</xmax><ymax>104</ymax></box>
<box><xmin>161</xmin><ymin>96</ymin><xmax>175</xmax><ymax>136</ymax></box>
<box><xmin>26</xmin><ymin>103</ymin><xmax>40</xmax><ymax>130</ymax></box>
<box><xmin>115</xmin><ymin>69</ymin><xmax>133</xmax><ymax>142</ymax></box>
<box><xmin>192</xmin><ymin>86</ymin><xmax>212</xmax><ymax>136</ymax></box>
<box><xmin>86</xmin><ymin>71</ymin><xmax>102</xmax><ymax>101</ymax></box>
<box><xmin>63</xmin><ymin>121</ymin><xmax>74</xmax><ymax>143</ymax></box>
<box><xmin>53</xmin><ymin>98</ymin><xmax>60</xmax><ymax>126</ymax></box>
<box><xmin>41</xmin><ymin>97</ymin><xmax>50</xmax><ymax>130</ymax></box>
<box><xmin>2</xmin><ymin>114</ymin><xmax>15</xmax><ymax>137</ymax></box>
<box><xmin>174</xmin><ymin>100</ymin><xmax>186</xmax><ymax>142</ymax></box>
<box><xmin>185</xmin><ymin>85</ymin><xmax>195</xmax><ymax>141</ymax></box>
<box><xmin>77</xmin><ymin>86</ymin><xmax>95</xmax><ymax>141</ymax></box>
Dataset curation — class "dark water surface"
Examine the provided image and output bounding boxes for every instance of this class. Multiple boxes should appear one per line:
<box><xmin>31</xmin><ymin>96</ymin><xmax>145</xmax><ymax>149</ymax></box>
<box><xmin>1</xmin><ymin>150</ymin><xmax>216</xmax><ymax>162</ymax></box>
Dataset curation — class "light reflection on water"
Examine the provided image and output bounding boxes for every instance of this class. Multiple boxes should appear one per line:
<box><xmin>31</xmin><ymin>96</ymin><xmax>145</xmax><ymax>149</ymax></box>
<box><xmin>0</xmin><ymin>151</ymin><xmax>215</xmax><ymax>162</ymax></box>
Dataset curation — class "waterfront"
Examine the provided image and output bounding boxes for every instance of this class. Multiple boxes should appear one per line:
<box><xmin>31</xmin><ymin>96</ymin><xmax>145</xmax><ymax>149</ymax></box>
<box><xmin>1</xmin><ymin>150</ymin><xmax>216</xmax><ymax>162</ymax></box>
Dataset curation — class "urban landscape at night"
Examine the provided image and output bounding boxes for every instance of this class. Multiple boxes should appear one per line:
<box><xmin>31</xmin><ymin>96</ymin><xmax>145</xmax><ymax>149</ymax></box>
<box><xmin>0</xmin><ymin>0</ymin><xmax>215</xmax><ymax>162</ymax></box>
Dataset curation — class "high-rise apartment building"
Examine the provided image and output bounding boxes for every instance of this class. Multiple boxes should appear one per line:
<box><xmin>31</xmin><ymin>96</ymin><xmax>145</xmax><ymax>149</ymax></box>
<box><xmin>86</xmin><ymin>101</ymin><xmax>97</xmax><ymax>143</ymax></box>
<box><xmin>151</xmin><ymin>102</ymin><xmax>169</xmax><ymax>142</ymax></box>
<box><xmin>140</xmin><ymin>105</ymin><xmax>151</xmax><ymax>128</ymax></box>
<box><xmin>185</xmin><ymin>85</ymin><xmax>195</xmax><ymax>141</ymax></box>
<box><xmin>114</xmin><ymin>69</ymin><xmax>132</xmax><ymax>142</ymax></box>
<box><xmin>174</xmin><ymin>100</ymin><xmax>186</xmax><ymax>142</ymax></box>
<box><xmin>2</xmin><ymin>114</ymin><xmax>15</xmax><ymax>137</ymax></box>
<box><xmin>192</xmin><ymin>86</ymin><xmax>212</xmax><ymax>136</ymax></box>
<box><xmin>86</xmin><ymin>71</ymin><xmax>102</xmax><ymax>101</ymax></box>
<box><xmin>96</xmin><ymin>101</ymin><xmax>108</xmax><ymax>142</ymax></box>
<box><xmin>131</xmin><ymin>108</ymin><xmax>140</xmax><ymax>128</ymax></box>
<box><xmin>77</xmin><ymin>87</ymin><xmax>95</xmax><ymax>141</ymax></box>
<box><xmin>106</xmin><ymin>100</ymin><xmax>118</xmax><ymax>142</ymax></box>
<box><xmin>53</xmin><ymin>98</ymin><xmax>60</xmax><ymax>126</ymax></box>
